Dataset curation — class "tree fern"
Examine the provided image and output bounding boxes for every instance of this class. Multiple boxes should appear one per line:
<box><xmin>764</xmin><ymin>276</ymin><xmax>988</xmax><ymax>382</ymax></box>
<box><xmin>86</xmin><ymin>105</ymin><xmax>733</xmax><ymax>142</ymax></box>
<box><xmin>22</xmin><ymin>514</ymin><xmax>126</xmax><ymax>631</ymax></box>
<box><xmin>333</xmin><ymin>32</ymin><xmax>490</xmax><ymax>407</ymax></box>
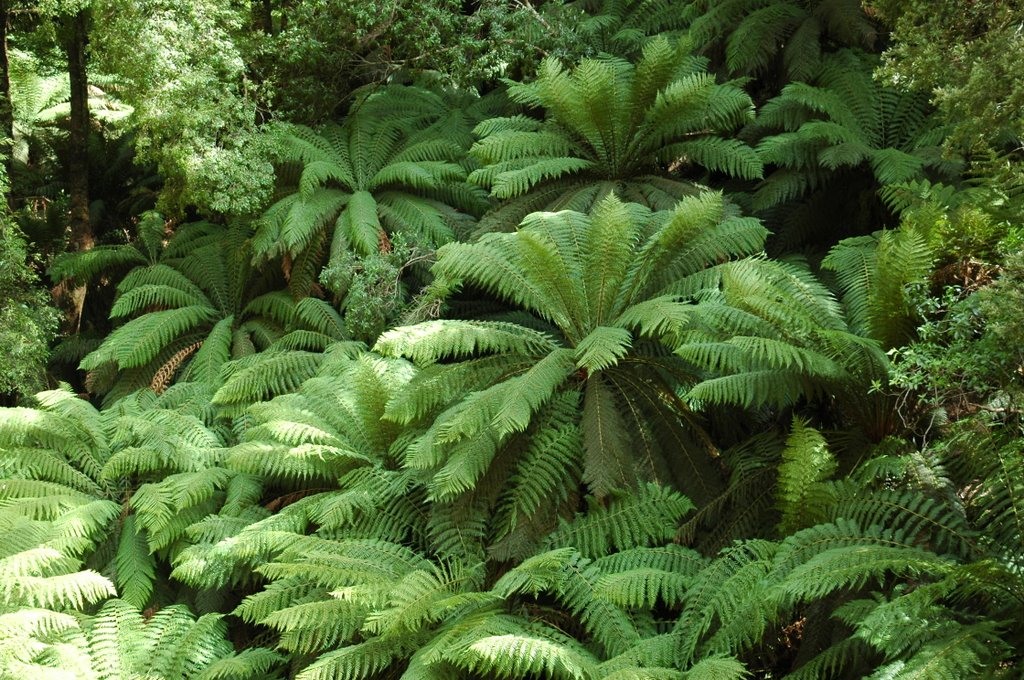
<box><xmin>686</xmin><ymin>0</ymin><xmax>877</xmax><ymax>83</ymax></box>
<box><xmin>254</xmin><ymin>85</ymin><xmax>486</xmax><ymax>293</ymax></box>
<box><xmin>821</xmin><ymin>226</ymin><xmax>934</xmax><ymax>348</ymax></box>
<box><xmin>172</xmin><ymin>351</ymin><xmax>422</xmax><ymax>593</ymax></box>
<box><xmin>468</xmin><ymin>36</ymin><xmax>761</xmax><ymax>232</ymax></box>
<box><xmin>0</xmin><ymin>386</ymin><xmax>230</xmax><ymax>610</ymax></box>
<box><xmin>747</xmin><ymin>50</ymin><xmax>951</xmax><ymax>247</ymax></box>
<box><xmin>377</xmin><ymin>193</ymin><xmax>764</xmax><ymax>514</ymax></box>
<box><xmin>11</xmin><ymin>599</ymin><xmax>283</xmax><ymax>679</ymax></box>
<box><xmin>677</xmin><ymin>256</ymin><xmax>888</xmax><ymax>415</ymax></box>
<box><xmin>181</xmin><ymin>475</ymin><xmax>706</xmax><ymax>679</ymax></box>
<box><xmin>566</xmin><ymin>0</ymin><xmax>694</xmax><ymax>58</ymax></box>
<box><xmin>79</xmin><ymin>222</ymin><xmax>306</xmax><ymax>402</ymax></box>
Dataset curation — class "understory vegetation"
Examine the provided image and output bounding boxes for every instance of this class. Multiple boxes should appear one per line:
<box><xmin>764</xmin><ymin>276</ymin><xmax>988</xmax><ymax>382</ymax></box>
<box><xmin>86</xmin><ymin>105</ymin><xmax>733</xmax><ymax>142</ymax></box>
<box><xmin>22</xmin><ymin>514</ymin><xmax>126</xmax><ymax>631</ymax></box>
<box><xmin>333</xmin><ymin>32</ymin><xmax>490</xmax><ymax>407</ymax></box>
<box><xmin>1</xmin><ymin>0</ymin><xmax>1022</xmax><ymax>677</ymax></box>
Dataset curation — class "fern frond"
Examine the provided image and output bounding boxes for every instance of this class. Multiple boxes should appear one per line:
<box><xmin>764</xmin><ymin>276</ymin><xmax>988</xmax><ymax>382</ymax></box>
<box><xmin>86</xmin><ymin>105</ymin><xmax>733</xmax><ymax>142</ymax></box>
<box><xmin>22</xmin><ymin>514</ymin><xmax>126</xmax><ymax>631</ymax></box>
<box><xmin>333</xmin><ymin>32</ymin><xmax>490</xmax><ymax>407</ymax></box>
<box><xmin>546</xmin><ymin>484</ymin><xmax>694</xmax><ymax>558</ymax></box>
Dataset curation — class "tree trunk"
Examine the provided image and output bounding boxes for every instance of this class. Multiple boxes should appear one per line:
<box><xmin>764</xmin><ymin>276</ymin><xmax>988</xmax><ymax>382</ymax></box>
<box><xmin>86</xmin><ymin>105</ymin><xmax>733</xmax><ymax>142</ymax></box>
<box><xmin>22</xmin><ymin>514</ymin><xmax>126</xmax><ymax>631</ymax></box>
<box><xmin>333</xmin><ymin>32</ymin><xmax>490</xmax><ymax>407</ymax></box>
<box><xmin>64</xmin><ymin>9</ymin><xmax>92</xmax><ymax>332</ymax></box>
<box><xmin>0</xmin><ymin>0</ymin><xmax>13</xmax><ymax>202</ymax></box>
<box><xmin>254</xmin><ymin>0</ymin><xmax>274</xmax><ymax>34</ymax></box>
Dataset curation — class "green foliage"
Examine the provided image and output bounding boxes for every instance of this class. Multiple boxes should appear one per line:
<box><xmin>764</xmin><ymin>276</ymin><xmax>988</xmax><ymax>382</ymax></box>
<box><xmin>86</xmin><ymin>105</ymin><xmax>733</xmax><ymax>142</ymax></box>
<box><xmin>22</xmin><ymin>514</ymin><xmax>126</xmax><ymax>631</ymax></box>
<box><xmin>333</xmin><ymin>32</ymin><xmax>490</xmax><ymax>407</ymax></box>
<box><xmin>872</xmin><ymin>0</ymin><xmax>1024</xmax><ymax>157</ymax></box>
<box><xmin>468</xmin><ymin>36</ymin><xmax>761</xmax><ymax>232</ymax></box>
<box><xmin>90</xmin><ymin>0</ymin><xmax>274</xmax><ymax>216</ymax></box>
<box><xmin>882</xmin><ymin>179</ymin><xmax>1014</xmax><ymax>264</ymax></box>
<box><xmin>752</xmin><ymin>51</ymin><xmax>938</xmax><ymax>197</ymax></box>
<box><xmin>774</xmin><ymin>417</ymin><xmax>835</xmax><ymax>533</ymax></box>
<box><xmin>49</xmin><ymin>210</ymin><xmax>180</xmax><ymax>287</ymax></box>
<box><xmin>319</xmin><ymin>231</ymin><xmax>431</xmax><ymax>343</ymax></box>
<box><xmin>687</xmin><ymin>0</ymin><xmax>878</xmax><ymax>83</ymax></box>
<box><xmin>377</xmin><ymin>193</ymin><xmax>770</xmax><ymax>512</ymax></box>
<box><xmin>4</xmin><ymin>1</ymin><xmax>1024</xmax><ymax>677</ymax></box>
<box><xmin>677</xmin><ymin>256</ymin><xmax>889</xmax><ymax>413</ymax></box>
<box><xmin>0</xmin><ymin>385</ymin><xmax>230</xmax><ymax>615</ymax></box>
<box><xmin>0</xmin><ymin>219</ymin><xmax>60</xmax><ymax>402</ymax></box>
<box><xmin>748</xmin><ymin>50</ymin><xmax>950</xmax><ymax>247</ymax></box>
<box><xmin>564</xmin><ymin>0</ymin><xmax>691</xmax><ymax>58</ymax></box>
<box><xmin>886</xmin><ymin>248</ymin><xmax>1024</xmax><ymax>430</ymax></box>
<box><xmin>821</xmin><ymin>226</ymin><xmax>934</xmax><ymax>348</ymax></box>
<box><xmin>78</xmin><ymin>221</ymin><xmax>308</xmax><ymax>401</ymax></box>
<box><xmin>1</xmin><ymin>598</ymin><xmax>280</xmax><ymax>679</ymax></box>
<box><xmin>254</xmin><ymin>85</ymin><xmax>485</xmax><ymax>293</ymax></box>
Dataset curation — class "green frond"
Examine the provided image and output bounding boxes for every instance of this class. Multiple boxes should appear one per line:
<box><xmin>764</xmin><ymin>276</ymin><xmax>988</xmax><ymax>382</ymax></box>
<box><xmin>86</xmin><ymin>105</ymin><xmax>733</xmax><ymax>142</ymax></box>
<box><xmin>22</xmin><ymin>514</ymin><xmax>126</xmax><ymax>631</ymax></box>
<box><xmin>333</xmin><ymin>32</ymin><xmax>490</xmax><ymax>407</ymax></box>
<box><xmin>213</xmin><ymin>351</ymin><xmax>326</xmax><ymax>416</ymax></box>
<box><xmin>109</xmin><ymin>284</ymin><xmax>203</xmax><ymax>319</ymax></box>
<box><xmin>822</xmin><ymin>228</ymin><xmax>933</xmax><ymax>347</ymax></box>
<box><xmin>293</xmin><ymin>298</ymin><xmax>347</xmax><ymax>339</ymax></box>
<box><xmin>197</xmin><ymin>648</ymin><xmax>284</xmax><ymax>680</ymax></box>
<box><xmin>595</xmin><ymin>563</ymin><xmax>692</xmax><ymax>609</ymax></box>
<box><xmin>774</xmin><ymin>521</ymin><xmax>951</xmax><ymax>604</ymax></box>
<box><xmin>865</xmin><ymin>625</ymin><xmax>996</xmax><ymax>680</ymax></box>
<box><xmin>1</xmin><ymin>570</ymin><xmax>116</xmax><ymax>610</ymax></box>
<box><xmin>488</xmin><ymin>158</ymin><xmax>596</xmax><ymax>200</ymax></box>
<box><xmin>294</xmin><ymin>637</ymin><xmax>408</xmax><ymax>680</ymax></box>
<box><xmin>81</xmin><ymin>306</ymin><xmax>216</xmax><ymax>371</ymax></box>
<box><xmin>492</xmin><ymin>392</ymin><xmax>583</xmax><ymax>556</ymax></box>
<box><xmin>384</xmin><ymin>356</ymin><xmax>522</xmax><ymax>426</ymax></box>
<box><xmin>491</xmin><ymin>548</ymin><xmax>578</xmax><ymax>598</ymax></box>
<box><xmin>575</xmin><ymin>327</ymin><xmax>634</xmax><ymax>373</ymax></box>
<box><xmin>580</xmin><ymin>375</ymin><xmax>636</xmax><ymax>498</ymax></box>
<box><xmin>489</xmin><ymin>348</ymin><xmax>577</xmax><ymax>437</ymax></box>
<box><xmin>298</xmin><ymin>159</ymin><xmax>356</xmax><ymax>198</ymax></box>
<box><xmin>262</xmin><ymin>598</ymin><xmax>365</xmax><ymax>654</ymax></box>
<box><xmin>113</xmin><ymin>514</ymin><xmax>155</xmax><ymax>608</ymax></box>
<box><xmin>612</xmin><ymin>296</ymin><xmax>692</xmax><ymax>340</ymax></box>
<box><xmin>775</xmin><ymin>418</ymin><xmax>836</xmax><ymax>533</ymax></box>
<box><xmin>661</xmin><ymin>137</ymin><xmax>763</xmax><ymax>180</ymax></box>
<box><xmin>670</xmin><ymin>540</ymin><xmax>778</xmax><ymax>666</ymax></box>
<box><xmin>117</xmin><ymin>263</ymin><xmax>209</xmax><ymax>302</ymax></box>
<box><xmin>375</xmin><ymin>321</ymin><xmax>557</xmax><ymax>365</ymax></box>
<box><xmin>546</xmin><ymin>484</ymin><xmax>694</xmax><ymax>558</ymax></box>
<box><xmin>49</xmin><ymin>246</ymin><xmax>148</xmax><ymax>285</ymax></box>
<box><xmin>683</xmin><ymin>656</ymin><xmax>748</xmax><ymax>680</ymax></box>
<box><xmin>180</xmin><ymin>317</ymin><xmax>235</xmax><ymax>386</ymax></box>
<box><xmin>461</xmin><ymin>631</ymin><xmax>597</xmax><ymax>680</ymax></box>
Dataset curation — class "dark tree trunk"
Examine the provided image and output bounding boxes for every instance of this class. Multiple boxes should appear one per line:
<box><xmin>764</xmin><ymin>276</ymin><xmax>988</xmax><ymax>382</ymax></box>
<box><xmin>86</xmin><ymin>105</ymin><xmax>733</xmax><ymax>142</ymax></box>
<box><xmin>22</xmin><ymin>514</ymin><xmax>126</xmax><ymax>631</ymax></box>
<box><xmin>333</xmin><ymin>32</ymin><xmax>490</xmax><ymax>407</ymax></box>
<box><xmin>64</xmin><ymin>9</ymin><xmax>92</xmax><ymax>332</ymax></box>
<box><xmin>255</xmin><ymin>0</ymin><xmax>274</xmax><ymax>34</ymax></box>
<box><xmin>280</xmin><ymin>0</ymin><xmax>291</xmax><ymax>31</ymax></box>
<box><xmin>0</xmin><ymin>0</ymin><xmax>13</xmax><ymax>202</ymax></box>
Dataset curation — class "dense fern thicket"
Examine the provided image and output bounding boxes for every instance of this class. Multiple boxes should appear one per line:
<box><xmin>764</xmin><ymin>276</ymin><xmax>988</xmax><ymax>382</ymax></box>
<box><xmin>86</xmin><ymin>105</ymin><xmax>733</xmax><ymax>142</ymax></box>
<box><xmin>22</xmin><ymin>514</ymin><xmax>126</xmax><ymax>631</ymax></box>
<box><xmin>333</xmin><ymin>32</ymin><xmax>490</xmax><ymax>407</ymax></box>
<box><xmin>3</xmin><ymin>0</ymin><xmax>1023</xmax><ymax>678</ymax></box>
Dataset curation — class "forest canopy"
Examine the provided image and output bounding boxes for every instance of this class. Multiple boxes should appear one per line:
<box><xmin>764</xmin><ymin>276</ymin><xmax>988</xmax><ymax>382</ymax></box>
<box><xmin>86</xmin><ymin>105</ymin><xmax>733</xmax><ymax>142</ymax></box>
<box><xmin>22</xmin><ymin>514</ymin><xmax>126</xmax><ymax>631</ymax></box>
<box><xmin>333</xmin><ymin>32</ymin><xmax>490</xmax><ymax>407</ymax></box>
<box><xmin>1</xmin><ymin>1</ymin><xmax>1023</xmax><ymax>678</ymax></box>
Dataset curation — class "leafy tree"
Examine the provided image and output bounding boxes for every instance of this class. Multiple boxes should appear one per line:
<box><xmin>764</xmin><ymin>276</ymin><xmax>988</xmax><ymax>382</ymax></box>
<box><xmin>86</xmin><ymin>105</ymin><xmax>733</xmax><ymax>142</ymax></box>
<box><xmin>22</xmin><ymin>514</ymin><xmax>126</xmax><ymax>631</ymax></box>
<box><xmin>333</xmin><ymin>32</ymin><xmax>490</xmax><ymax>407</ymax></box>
<box><xmin>245</xmin><ymin>0</ymin><xmax>579</xmax><ymax>121</ymax></box>
<box><xmin>871</xmin><ymin>0</ymin><xmax>1024</xmax><ymax>155</ymax></box>
<box><xmin>0</xmin><ymin>218</ymin><xmax>59</xmax><ymax>404</ymax></box>
<box><xmin>88</xmin><ymin>0</ymin><xmax>275</xmax><ymax>216</ymax></box>
<box><xmin>6</xmin><ymin>46</ymin><xmax>122</xmax><ymax>193</ymax></box>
